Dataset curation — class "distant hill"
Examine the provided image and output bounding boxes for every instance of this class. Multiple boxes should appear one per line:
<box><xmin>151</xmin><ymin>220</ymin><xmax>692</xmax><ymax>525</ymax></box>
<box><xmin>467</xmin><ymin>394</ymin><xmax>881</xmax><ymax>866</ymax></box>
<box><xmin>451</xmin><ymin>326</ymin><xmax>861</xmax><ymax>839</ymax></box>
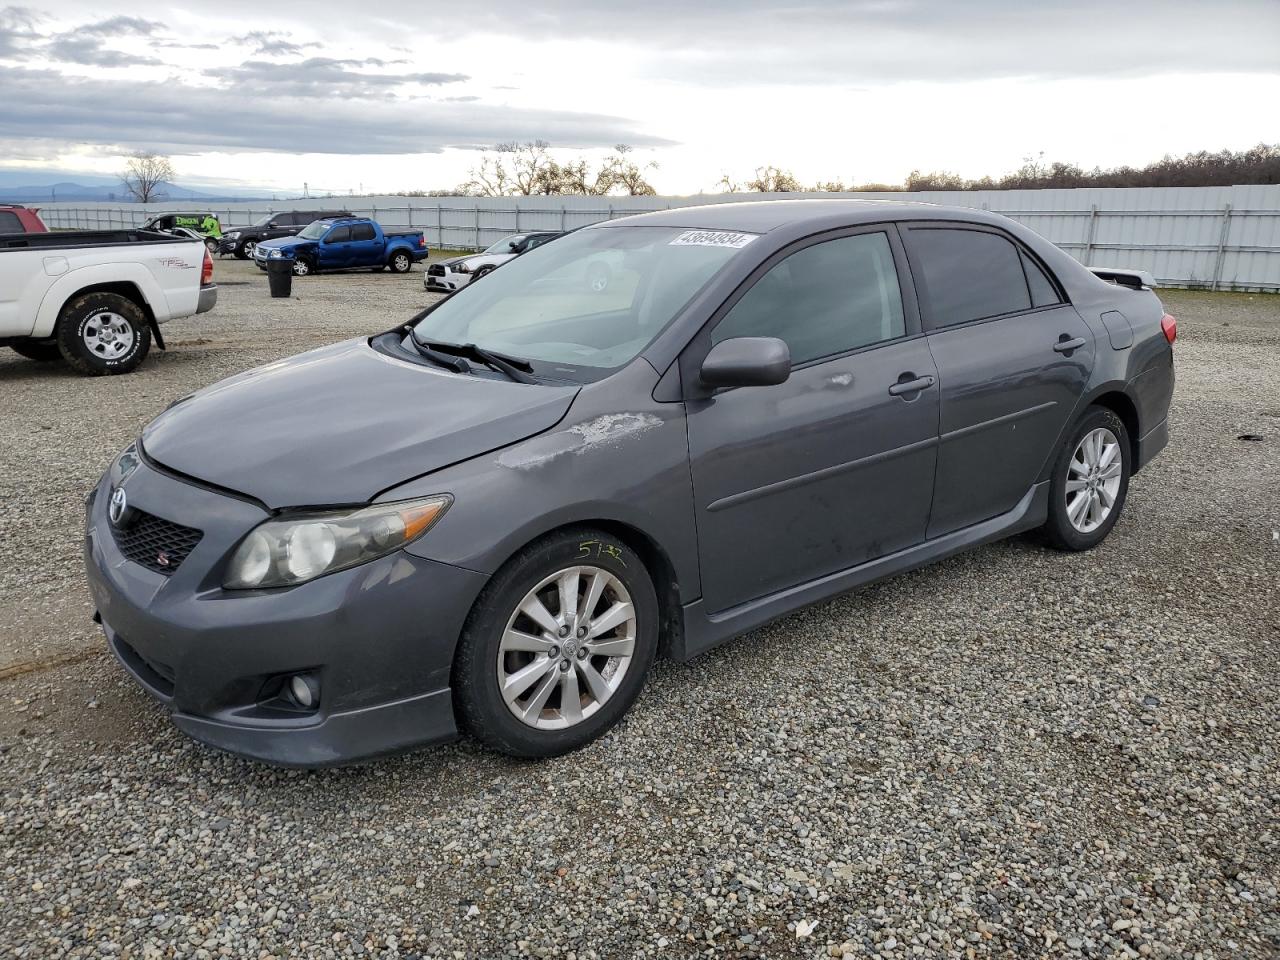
<box><xmin>0</xmin><ymin>180</ymin><xmax>274</xmax><ymax>203</ymax></box>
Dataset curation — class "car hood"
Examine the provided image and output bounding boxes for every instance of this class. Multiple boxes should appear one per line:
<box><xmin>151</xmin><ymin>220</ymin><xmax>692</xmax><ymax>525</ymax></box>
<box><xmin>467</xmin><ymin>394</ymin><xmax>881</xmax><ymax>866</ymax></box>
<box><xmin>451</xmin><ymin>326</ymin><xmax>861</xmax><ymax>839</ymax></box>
<box><xmin>141</xmin><ymin>338</ymin><xmax>579</xmax><ymax>508</ymax></box>
<box><xmin>256</xmin><ymin>236</ymin><xmax>304</xmax><ymax>251</ymax></box>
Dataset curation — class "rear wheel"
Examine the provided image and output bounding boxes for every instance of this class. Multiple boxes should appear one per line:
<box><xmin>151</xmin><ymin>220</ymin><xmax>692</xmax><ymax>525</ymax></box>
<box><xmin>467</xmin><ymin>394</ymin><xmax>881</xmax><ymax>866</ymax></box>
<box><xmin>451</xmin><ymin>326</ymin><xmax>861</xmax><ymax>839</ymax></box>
<box><xmin>1043</xmin><ymin>407</ymin><xmax>1130</xmax><ymax>551</ymax></box>
<box><xmin>388</xmin><ymin>251</ymin><xmax>412</xmax><ymax>273</ymax></box>
<box><xmin>55</xmin><ymin>292</ymin><xmax>151</xmax><ymax>376</ymax></box>
<box><xmin>454</xmin><ymin>528</ymin><xmax>659</xmax><ymax>757</ymax></box>
<box><xmin>9</xmin><ymin>340</ymin><xmax>62</xmax><ymax>362</ymax></box>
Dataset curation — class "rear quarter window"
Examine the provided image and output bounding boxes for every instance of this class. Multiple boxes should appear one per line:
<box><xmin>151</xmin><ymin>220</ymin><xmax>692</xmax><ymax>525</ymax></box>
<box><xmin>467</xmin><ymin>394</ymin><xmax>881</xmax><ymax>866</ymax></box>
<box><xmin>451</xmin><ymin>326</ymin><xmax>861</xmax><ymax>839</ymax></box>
<box><xmin>906</xmin><ymin>227</ymin><xmax>1032</xmax><ymax>328</ymax></box>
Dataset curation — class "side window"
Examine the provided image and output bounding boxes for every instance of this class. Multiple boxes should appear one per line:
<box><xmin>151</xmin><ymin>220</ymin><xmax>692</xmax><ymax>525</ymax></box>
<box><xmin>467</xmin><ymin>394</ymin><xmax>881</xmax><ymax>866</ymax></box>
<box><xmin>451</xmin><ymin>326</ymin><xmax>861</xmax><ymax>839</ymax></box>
<box><xmin>350</xmin><ymin>223</ymin><xmax>376</xmax><ymax>242</ymax></box>
<box><xmin>0</xmin><ymin>210</ymin><xmax>22</xmax><ymax>232</ymax></box>
<box><xmin>906</xmin><ymin>228</ymin><xmax>1031</xmax><ymax>327</ymax></box>
<box><xmin>1020</xmin><ymin>250</ymin><xmax>1061</xmax><ymax>307</ymax></box>
<box><xmin>326</xmin><ymin>226</ymin><xmax>352</xmax><ymax>243</ymax></box>
<box><xmin>712</xmin><ymin>232</ymin><xmax>906</xmax><ymax>366</ymax></box>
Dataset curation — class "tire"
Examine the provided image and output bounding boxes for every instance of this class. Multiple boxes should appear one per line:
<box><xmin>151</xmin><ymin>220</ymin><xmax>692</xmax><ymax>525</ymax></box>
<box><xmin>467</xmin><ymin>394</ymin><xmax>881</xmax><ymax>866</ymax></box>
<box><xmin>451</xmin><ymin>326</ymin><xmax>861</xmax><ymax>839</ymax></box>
<box><xmin>388</xmin><ymin>251</ymin><xmax>412</xmax><ymax>273</ymax></box>
<box><xmin>204</xmin><ymin>238</ymin><xmax>218</xmax><ymax>255</ymax></box>
<box><xmin>291</xmin><ymin>258</ymin><xmax>313</xmax><ymax>277</ymax></box>
<box><xmin>1042</xmin><ymin>406</ymin><xmax>1131</xmax><ymax>551</ymax></box>
<box><xmin>10</xmin><ymin>340</ymin><xmax>62</xmax><ymax>362</ymax></box>
<box><xmin>454</xmin><ymin>528</ymin><xmax>659</xmax><ymax>758</ymax></box>
<box><xmin>55</xmin><ymin>292</ymin><xmax>151</xmax><ymax>376</ymax></box>
<box><xmin>235</xmin><ymin>240</ymin><xmax>256</xmax><ymax>260</ymax></box>
<box><xmin>472</xmin><ymin>265</ymin><xmax>495</xmax><ymax>282</ymax></box>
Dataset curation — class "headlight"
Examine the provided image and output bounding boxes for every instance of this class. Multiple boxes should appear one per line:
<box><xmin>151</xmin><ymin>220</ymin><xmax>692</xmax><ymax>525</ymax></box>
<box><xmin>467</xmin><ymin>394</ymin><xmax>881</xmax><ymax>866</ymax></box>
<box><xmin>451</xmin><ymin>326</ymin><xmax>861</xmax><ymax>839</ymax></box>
<box><xmin>110</xmin><ymin>442</ymin><xmax>141</xmax><ymax>485</ymax></box>
<box><xmin>224</xmin><ymin>495</ymin><xmax>451</xmax><ymax>589</ymax></box>
<box><xmin>225</xmin><ymin>231</ymin><xmax>241</xmax><ymax>240</ymax></box>
<box><xmin>269</xmin><ymin>248</ymin><xmax>284</xmax><ymax>258</ymax></box>
<box><xmin>453</xmin><ymin>261</ymin><xmax>471</xmax><ymax>274</ymax></box>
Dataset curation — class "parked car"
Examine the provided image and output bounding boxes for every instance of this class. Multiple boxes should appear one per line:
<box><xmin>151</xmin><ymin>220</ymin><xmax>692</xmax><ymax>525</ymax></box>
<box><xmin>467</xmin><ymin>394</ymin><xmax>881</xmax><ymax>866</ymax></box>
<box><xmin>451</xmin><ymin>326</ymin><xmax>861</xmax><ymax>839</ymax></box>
<box><xmin>218</xmin><ymin>209</ymin><xmax>351</xmax><ymax>259</ymax></box>
<box><xmin>141</xmin><ymin>212</ymin><xmax>222</xmax><ymax>247</ymax></box>
<box><xmin>166</xmin><ymin>225</ymin><xmax>220</xmax><ymax>256</ymax></box>
<box><xmin>86</xmin><ymin>200</ymin><xmax>1174</xmax><ymax>765</ymax></box>
<box><xmin>253</xmin><ymin>217</ymin><xmax>429</xmax><ymax>276</ymax></box>
<box><xmin>1</xmin><ymin>228</ymin><xmax>217</xmax><ymax>374</ymax></box>
<box><xmin>0</xmin><ymin>204</ymin><xmax>47</xmax><ymax>234</ymax></box>
<box><xmin>425</xmin><ymin>232</ymin><xmax>562</xmax><ymax>293</ymax></box>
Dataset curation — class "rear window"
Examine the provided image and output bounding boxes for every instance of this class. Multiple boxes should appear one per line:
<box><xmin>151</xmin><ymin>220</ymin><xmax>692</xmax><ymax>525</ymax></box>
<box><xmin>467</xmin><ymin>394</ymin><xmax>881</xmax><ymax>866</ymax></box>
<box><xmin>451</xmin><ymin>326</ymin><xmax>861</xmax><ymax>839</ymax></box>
<box><xmin>0</xmin><ymin>210</ymin><xmax>24</xmax><ymax>233</ymax></box>
<box><xmin>906</xmin><ymin>227</ymin><xmax>1031</xmax><ymax>327</ymax></box>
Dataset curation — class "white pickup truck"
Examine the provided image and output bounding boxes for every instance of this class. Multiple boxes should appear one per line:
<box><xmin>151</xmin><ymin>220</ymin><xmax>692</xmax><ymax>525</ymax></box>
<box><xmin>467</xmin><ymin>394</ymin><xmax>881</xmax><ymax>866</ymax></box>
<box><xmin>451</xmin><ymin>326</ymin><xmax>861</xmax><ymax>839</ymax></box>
<box><xmin>0</xmin><ymin>229</ymin><xmax>218</xmax><ymax>375</ymax></box>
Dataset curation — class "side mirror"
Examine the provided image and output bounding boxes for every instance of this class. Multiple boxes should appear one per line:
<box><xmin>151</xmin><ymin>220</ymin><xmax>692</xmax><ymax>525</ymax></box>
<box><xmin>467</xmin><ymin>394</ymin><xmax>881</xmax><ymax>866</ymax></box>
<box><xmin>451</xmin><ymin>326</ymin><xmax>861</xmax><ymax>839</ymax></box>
<box><xmin>699</xmin><ymin>337</ymin><xmax>791</xmax><ymax>389</ymax></box>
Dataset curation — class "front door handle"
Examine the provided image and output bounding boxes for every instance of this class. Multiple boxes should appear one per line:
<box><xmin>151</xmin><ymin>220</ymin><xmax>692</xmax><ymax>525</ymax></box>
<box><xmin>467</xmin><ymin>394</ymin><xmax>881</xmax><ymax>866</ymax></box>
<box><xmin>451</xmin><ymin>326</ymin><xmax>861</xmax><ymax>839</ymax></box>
<box><xmin>1053</xmin><ymin>336</ymin><xmax>1087</xmax><ymax>353</ymax></box>
<box><xmin>888</xmin><ymin>374</ymin><xmax>936</xmax><ymax>397</ymax></box>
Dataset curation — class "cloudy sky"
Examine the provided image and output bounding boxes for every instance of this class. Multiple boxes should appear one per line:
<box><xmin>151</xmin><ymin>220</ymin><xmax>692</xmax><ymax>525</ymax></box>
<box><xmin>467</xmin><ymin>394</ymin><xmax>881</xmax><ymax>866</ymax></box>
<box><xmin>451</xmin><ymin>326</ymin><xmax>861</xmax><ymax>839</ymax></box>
<box><xmin>1</xmin><ymin>1</ymin><xmax>1277</xmax><ymax>196</ymax></box>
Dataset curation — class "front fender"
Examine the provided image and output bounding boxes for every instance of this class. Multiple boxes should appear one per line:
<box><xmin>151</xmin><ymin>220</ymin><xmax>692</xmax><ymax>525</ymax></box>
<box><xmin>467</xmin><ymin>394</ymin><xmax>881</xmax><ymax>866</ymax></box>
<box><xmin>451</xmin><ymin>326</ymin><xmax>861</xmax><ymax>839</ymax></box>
<box><xmin>33</xmin><ymin>261</ymin><xmax>169</xmax><ymax>339</ymax></box>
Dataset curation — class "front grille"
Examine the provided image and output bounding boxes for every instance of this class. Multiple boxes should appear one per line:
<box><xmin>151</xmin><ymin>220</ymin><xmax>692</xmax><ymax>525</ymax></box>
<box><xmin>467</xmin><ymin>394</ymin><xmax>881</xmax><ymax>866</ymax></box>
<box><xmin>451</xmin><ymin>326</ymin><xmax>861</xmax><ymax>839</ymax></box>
<box><xmin>427</xmin><ymin>263</ymin><xmax>445</xmax><ymax>276</ymax></box>
<box><xmin>111</xmin><ymin>510</ymin><xmax>203</xmax><ymax>576</ymax></box>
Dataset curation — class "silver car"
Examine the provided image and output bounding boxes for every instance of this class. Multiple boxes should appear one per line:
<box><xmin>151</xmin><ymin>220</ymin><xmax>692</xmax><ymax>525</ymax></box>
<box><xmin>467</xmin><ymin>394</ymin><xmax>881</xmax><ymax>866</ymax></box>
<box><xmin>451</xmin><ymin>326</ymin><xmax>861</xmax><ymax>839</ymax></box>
<box><xmin>424</xmin><ymin>232</ymin><xmax>562</xmax><ymax>292</ymax></box>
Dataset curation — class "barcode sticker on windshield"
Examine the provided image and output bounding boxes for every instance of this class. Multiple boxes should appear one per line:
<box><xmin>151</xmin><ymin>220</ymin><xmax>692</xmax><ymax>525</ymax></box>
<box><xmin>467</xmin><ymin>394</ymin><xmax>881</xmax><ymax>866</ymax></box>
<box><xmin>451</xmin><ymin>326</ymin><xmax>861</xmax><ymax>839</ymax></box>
<box><xmin>669</xmin><ymin>230</ymin><xmax>758</xmax><ymax>249</ymax></box>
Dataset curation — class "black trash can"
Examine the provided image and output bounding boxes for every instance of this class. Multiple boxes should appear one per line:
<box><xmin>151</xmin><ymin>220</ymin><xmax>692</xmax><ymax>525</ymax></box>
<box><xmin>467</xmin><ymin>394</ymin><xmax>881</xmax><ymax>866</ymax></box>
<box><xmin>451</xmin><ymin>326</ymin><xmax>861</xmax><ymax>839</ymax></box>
<box><xmin>266</xmin><ymin>258</ymin><xmax>294</xmax><ymax>298</ymax></box>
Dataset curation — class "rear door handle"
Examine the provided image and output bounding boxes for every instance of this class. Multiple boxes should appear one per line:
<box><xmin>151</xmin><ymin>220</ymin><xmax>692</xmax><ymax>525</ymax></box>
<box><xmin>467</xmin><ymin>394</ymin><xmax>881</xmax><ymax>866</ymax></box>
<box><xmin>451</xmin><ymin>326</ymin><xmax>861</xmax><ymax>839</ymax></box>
<box><xmin>888</xmin><ymin>374</ymin><xmax>936</xmax><ymax>397</ymax></box>
<box><xmin>1054</xmin><ymin>336</ymin><xmax>1087</xmax><ymax>353</ymax></box>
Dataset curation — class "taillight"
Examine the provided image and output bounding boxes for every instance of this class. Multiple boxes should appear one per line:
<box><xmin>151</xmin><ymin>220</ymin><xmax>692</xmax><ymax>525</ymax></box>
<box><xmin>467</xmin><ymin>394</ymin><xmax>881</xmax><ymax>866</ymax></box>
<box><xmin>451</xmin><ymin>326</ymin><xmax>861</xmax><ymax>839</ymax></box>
<box><xmin>419</xmin><ymin>236</ymin><xmax>426</xmax><ymax>248</ymax></box>
<box><xmin>1160</xmin><ymin>313</ymin><xmax>1177</xmax><ymax>344</ymax></box>
<box><xmin>201</xmin><ymin>249</ymin><xmax>214</xmax><ymax>285</ymax></box>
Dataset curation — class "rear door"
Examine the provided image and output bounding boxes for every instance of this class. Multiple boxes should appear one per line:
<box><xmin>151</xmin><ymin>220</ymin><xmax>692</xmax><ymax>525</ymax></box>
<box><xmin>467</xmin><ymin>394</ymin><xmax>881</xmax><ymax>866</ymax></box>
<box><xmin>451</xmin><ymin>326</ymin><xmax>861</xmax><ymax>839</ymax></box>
<box><xmin>684</xmin><ymin>226</ymin><xmax>939</xmax><ymax>613</ymax></box>
<box><xmin>348</xmin><ymin>221</ymin><xmax>378</xmax><ymax>266</ymax></box>
<box><xmin>902</xmin><ymin>223</ymin><xmax>1094</xmax><ymax>537</ymax></box>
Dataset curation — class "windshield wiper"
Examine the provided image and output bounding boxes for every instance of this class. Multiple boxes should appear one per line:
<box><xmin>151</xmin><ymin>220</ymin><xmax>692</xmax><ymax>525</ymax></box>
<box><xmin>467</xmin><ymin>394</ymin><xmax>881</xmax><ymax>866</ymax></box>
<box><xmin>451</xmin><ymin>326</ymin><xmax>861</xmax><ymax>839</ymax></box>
<box><xmin>419</xmin><ymin>340</ymin><xmax>537</xmax><ymax>384</ymax></box>
<box><xmin>405</xmin><ymin>336</ymin><xmax>471</xmax><ymax>374</ymax></box>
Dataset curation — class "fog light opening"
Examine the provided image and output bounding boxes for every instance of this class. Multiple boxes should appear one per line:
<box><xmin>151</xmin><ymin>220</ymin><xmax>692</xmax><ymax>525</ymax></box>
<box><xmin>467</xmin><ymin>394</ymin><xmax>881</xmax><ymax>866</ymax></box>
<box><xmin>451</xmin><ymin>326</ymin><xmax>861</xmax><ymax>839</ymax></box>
<box><xmin>288</xmin><ymin>673</ymin><xmax>319</xmax><ymax>709</ymax></box>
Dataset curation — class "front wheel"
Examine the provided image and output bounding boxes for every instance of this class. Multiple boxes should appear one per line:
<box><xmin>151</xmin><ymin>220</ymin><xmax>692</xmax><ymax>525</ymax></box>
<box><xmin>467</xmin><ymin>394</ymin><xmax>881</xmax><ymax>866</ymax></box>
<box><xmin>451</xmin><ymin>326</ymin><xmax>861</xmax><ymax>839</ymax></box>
<box><xmin>388</xmin><ymin>251</ymin><xmax>412</xmax><ymax>273</ymax></box>
<box><xmin>291</xmin><ymin>258</ymin><xmax>312</xmax><ymax>277</ymax></box>
<box><xmin>1042</xmin><ymin>406</ymin><xmax>1130</xmax><ymax>551</ymax></box>
<box><xmin>204</xmin><ymin>238</ymin><xmax>218</xmax><ymax>255</ymax></box>
<box><xmin>55</xmin><ymin>292</ymin><xmax>151</xmax><ymax>376</ymax></box>
<box><xmin>235</xmin><ymin>240</ymin><xmax>256</xmax><ymax>260</ymax></box>
<box><xmin>453</xmin><ymin>528</ymin><xmax>659</xmax><ymax>758</ymax></box>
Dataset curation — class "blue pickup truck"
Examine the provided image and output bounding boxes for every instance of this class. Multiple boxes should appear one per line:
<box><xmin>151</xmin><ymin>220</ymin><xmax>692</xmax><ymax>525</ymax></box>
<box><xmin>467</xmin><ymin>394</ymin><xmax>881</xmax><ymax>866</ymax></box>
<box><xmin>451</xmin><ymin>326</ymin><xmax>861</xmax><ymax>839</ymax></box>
<box><xmin>254</xmin><ymin>217</ymin><xmax>429</xmax><ymax>276</ymax></box>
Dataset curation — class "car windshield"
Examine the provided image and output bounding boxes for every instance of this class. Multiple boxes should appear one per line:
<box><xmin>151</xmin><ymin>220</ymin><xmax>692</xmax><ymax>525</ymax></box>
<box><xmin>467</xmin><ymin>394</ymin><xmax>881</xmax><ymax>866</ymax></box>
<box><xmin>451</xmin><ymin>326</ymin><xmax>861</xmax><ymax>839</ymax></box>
<box><xmin>252</xmin><ymin>214</ymin><xmax>275</xmax><ymax>226</ymax></box>
<box><xmin>482</xmin><ymin>235</ymin><xmax>525</xmax><ymax>255</ymax></box>
<box><xmin>297</xmin><ymin>221</ymin><xmax>330</xmax><ymax>240</ymax></box>
<box><xmin>412</xmin><ymin>225</ymin><xmax>752</xmax><ymax>379</ymax></box>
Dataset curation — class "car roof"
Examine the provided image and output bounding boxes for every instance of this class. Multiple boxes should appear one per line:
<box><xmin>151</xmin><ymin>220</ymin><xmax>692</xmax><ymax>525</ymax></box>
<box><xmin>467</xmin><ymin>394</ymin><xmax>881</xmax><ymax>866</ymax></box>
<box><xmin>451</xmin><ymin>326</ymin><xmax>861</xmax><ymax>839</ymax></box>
<box><xmin>591</xmin><ymin>198</ymin><xmax>1017</xmax><ymax>233</ymax></box>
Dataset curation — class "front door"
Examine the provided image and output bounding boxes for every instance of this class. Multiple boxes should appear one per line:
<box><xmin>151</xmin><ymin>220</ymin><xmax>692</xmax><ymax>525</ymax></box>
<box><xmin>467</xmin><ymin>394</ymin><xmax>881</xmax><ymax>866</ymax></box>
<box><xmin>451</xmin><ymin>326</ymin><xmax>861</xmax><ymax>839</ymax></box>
<box><xmin>319</xmin><ymin>225</ymin><xmax>352</xmax><ymax>269</ymax></box>
<box><xmin>685</xmin><ymin>228</ymin><xmax>940</xmax><ymax>613</ymax></box>
<box><xmin>901</xmin><ymin>224</ymin><xmax>1095</xmax><ymax>537</ymax></box>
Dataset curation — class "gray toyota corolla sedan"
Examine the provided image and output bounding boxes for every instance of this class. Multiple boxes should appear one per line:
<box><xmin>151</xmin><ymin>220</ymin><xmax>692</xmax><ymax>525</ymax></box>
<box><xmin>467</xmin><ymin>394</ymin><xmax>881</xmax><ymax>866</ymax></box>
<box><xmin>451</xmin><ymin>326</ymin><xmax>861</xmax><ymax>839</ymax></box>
<box><xmin>85</xmin><ymin>200</ymin><xmax>1175</xmax><ymax>765</ymax></box>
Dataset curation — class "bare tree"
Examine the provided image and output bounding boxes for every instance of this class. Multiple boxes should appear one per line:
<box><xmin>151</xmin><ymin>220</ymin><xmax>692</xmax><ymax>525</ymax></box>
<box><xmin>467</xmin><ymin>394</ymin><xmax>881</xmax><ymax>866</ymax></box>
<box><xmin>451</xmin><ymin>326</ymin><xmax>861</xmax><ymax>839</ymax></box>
<box><xmin>600</xmin><ymin>145</ymin><xmax>658</xmax><ymax>196</ymax></box>
<box><xmin>745</xmin><ymin>165</ymin><xmax>803</xmax><ymax>192</ymax></box>
<box><xmin>120</xmin><ymin>152</ymin><xmax>174</xmax><ymax>203</ymax></box>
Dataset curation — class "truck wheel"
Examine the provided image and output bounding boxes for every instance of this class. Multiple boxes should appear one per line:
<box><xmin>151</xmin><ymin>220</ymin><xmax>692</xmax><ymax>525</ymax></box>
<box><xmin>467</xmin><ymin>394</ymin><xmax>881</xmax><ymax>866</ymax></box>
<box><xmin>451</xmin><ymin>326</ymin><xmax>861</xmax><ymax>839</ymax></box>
<box><xmin>292</xmin><ymin>258</ymin><xmax>313</xmax><ymax>277</ymax></box>
<box><xmin>10</xmin><ymin>340</ymin><xmax>62</xmax><ymax>362</ymax></box>
<box><xmin>388</xmin><ymin>251</ymin><xmax>412</xmax><ymax>273</ymax></box>
<box><xmin>235</xmin><ymin>240</ymin><xmax>256</xmax><ymax>260</ymax></box>
<box><xmin>56</xmin><ymin>292</ymin><xmax>151</xmax><ymax>376</ymax></box>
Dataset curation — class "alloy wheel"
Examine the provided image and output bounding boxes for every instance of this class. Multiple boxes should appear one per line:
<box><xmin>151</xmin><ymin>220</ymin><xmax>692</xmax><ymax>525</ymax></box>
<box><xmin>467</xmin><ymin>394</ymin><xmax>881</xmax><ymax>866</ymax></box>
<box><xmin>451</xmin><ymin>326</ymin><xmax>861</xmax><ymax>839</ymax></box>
<box><xmin>1066</xmin><ymin>427</ymin><xmax>1122</xmax><ymax>533</ymax></box>
<box><xmin>497</xmin><ymin>566</ymin><xmax>637</xmax><ymax>730</ymax></box>
<box><xmin>82</xmin><ymin>312</ymin><xmax>135</xmax><ymax>360</ymax></box>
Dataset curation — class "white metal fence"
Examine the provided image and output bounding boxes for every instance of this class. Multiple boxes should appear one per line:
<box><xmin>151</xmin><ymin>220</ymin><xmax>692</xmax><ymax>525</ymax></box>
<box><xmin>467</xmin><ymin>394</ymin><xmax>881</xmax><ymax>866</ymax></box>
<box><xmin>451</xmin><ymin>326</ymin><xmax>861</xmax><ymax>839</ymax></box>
<box><xmin>35</xmin><ymin>184</ymin><xmax>1280</xmax><ymax>292</ymax></box>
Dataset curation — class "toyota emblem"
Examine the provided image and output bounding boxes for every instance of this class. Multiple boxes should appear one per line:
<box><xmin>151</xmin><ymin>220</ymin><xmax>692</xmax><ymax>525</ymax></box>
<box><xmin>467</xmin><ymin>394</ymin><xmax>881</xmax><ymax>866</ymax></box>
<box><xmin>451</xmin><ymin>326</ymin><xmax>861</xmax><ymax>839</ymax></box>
<box><xmin>108</xmin><ymin>487</ymin><xmax>128</xmax><ymax>526</ymax></box>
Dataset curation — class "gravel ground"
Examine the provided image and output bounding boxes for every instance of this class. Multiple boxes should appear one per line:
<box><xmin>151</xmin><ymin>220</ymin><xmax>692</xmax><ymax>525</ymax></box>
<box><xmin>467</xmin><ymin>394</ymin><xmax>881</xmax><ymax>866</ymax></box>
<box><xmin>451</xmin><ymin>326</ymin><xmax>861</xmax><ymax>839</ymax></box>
<box><xmin>1</xmin><ymin>265</ymin><xmax>1277</xmax><ymax>959</ymax></box>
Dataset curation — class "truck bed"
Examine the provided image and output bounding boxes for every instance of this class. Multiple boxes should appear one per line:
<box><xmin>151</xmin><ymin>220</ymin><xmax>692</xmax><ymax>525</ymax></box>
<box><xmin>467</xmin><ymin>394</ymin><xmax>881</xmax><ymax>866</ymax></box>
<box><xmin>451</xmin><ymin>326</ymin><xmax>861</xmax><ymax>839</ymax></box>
<box><xmin>0</xmin><ymin>229</ymin><xmax>190</xmax><ymax>252</ymax></box>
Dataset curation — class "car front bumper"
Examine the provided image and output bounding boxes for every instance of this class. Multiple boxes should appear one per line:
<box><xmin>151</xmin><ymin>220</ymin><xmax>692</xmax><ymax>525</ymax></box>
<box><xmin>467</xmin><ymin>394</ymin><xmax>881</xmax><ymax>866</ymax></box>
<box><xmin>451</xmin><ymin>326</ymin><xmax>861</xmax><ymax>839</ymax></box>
<box><xmin>84</xmin><ymin>458</ymin><xmax>487</xmax><ymax>766</ymax></box>
<box><xmin>424</xmin><ymin>272</ymin><xmax>469</xmax><ymax>293</ymax></box>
